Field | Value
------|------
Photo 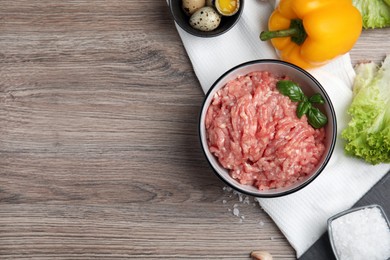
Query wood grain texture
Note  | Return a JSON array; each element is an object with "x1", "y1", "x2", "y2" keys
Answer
[{"x1": 0, "y1": 1, "x2": 389, "y2": 259}]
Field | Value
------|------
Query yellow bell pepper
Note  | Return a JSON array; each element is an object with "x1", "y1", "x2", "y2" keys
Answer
[{"x1": 260, "y1": 0, "x2": 362, "y2": 69}]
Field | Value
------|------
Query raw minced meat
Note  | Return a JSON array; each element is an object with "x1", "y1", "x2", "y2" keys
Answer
[{"x1": 205, "y1": 71, "x2": 326, "y2": 190}]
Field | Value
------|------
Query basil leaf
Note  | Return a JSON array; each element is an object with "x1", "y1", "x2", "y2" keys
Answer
[
  {"x1": 297, "y1": 101, "x2": 311, "y2": 118},
  {"x1": 309, "y1": 93, "x2": 325, "y2": 104},
  {"x1": 276, "y1": 80, "x2": 305, "y2": 102},
  {"x1": 307, "y1": 107, "x2": 328, "y2": 129},
  {"x1": 276, "y1": 80, "x2": 328, "y2": 129}
]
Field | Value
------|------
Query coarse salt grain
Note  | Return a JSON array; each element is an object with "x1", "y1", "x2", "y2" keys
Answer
[
  {"x1": 330, "y1": 206, "x2": 390, "y2": 260},
  {"x1": 259, "y1": 221, "x2": 265, "y2": 227}
]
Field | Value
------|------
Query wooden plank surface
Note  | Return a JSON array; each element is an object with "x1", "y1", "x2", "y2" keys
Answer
[{"x1": 0, "y1": 1, "x2": 389, "y2": 259}]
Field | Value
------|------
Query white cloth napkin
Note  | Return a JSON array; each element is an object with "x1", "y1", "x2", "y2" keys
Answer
[{"x1": 169, "y1": 0, "x2": 390, "y2": 257}]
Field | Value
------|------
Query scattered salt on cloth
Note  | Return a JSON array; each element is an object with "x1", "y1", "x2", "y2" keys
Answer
[{"x1": 167, "y1": 0, "x2": 390, "y2": 257}]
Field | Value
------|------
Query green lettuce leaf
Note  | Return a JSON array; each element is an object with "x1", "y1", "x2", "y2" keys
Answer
[
  {"x1": 352, "y1": 0, "x2": 390, "y2": 29},
  {"x1": 341, "y1": 55, "x2": 390, "y2": 164}
]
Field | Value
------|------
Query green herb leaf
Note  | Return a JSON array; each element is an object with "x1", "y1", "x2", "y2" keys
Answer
[
  {"x1": 297, "y1": 101, "x2": 311, "y2": 118},
  {"x1": 307, "y1": 107, "x2": 328, "y2": 129},
  {"x1": 309, "y1": 93, "x2": 325, "y2": 104},
  {"x1": 276, "y1": 79, "x2": 328, "y2": 129},
  {"x1": 276, "y1": 80, "x2": 305, "y2": 102}
]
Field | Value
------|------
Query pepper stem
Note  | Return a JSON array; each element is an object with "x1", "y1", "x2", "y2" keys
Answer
[{"x1": 260, "y1": 19, "x2": 307, "y2": 45}]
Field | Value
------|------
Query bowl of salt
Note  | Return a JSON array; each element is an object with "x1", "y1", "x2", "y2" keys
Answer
[{"x1": 327, "y1": 204, "x2": 390, "y2": 260}]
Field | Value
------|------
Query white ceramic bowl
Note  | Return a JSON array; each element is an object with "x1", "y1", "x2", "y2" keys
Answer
[{"x1": 199, "y1": 59, "x2": 337, "y2": 197}]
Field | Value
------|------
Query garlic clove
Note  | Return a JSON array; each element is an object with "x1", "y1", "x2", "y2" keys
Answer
[{"x1": 250, "y1": 251, "x2": 273, "y2": 260}]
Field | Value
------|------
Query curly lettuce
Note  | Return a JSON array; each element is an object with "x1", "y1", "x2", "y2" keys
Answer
[
  {"x1": 341, "y1": 55, "x2": 390, "y2": 164},
  {"x1": 352, "y1": 0, "x2": 390, "y2": 28}
]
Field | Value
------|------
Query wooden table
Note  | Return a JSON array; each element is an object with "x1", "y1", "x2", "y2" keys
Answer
[{"x1": 0, "y1": 1, "x2": 389, "y2": 259}]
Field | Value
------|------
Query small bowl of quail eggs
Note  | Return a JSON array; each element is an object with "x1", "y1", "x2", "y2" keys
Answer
[{"x1": 169, "y1": 0, "x2": 244, "y2": 37}]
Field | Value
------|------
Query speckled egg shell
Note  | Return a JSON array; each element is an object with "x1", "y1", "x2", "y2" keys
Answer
[
  {"x1": 189, "y1": 6, "x2": 221, "y2": 32},
  {"x1": 182, "y1": 0, "x2": 206, "y2": 16}
]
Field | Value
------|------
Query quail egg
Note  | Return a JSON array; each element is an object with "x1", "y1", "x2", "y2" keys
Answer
[
  {"x1": 189, "y1": 6, "x2": 221, "y2": 32},
  {"x1": 182, "y1": 0, "x2": 206, "y2": 16},
  {"x1": 215, "y1": 0, "x2": 240, "y2": 16}
]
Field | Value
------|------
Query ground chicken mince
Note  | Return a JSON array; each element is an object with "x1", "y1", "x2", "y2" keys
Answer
[{"x1": 205, "y1": 71, "x2": 326, "y2": 190}]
